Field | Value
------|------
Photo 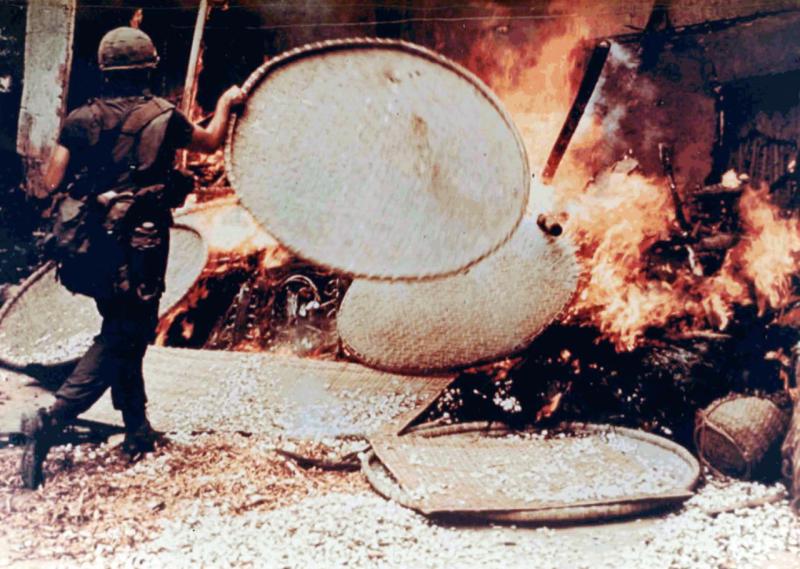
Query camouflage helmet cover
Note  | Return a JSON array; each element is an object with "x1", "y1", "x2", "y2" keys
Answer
[{"x1": 98, "y1": 27, "x2": 159, "y2": 71}]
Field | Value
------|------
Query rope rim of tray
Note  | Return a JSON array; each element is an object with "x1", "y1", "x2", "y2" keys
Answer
[
  {"x1": 362, "y1": 420, "x2": 701, "y2": 523},
  {"x1": 223, "y1": 36, "x2": 530, "y2": 282}
]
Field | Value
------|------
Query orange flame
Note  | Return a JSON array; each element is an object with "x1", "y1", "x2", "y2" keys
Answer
[
  {"x1": 179, "y1": 199, "x2": 283, "y2": 258},
  {"x1": 563, "y1": 176, "x2": 800, "y2": 351},
  {"x1": 734, "y1": 185, "x2": 800, "y2": 313},
  {"x1": 464, "y1": 8, "x2": 593, "y2": 170},
  {"x1": 562, "y1": 169, "x2": 679, "y2": 350},
  {"x1": 465, "y1": 11, "x2": 800, "y2": 352},
  {"x1": 155, "y1": 198, "x2": 291, "y2": 345}
]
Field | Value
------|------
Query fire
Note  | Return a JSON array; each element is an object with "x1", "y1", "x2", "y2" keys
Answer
[
  {"x1": 560, "y1": 173, "x2": 800, "y2": 351},
  {"x1": 180, "y1": 147, "x2": 287, "y2": 261},
  {"x1": 464, "y1": 5, "x2": 593, "y2": 170},
  {"x1": 155, "y1": 275, "x2": 210, "y2": 346},
  {"x1": 560, "y1": 168, "x2": 679, "y2": 350},
  {"x1": 178, "y1": 198, "x2": 283, "y2": 258},
  {"x1": 561, "y1": 173, "x2": 800, "y2": 350},
  {"x1": 155, "y1": 197, "x2": 292, "y2": 346},
  {"x1": 734, "y1": 185, "x2": 800, "y2": 313},
  {"x1": 464, "y1": 12, "x2": 680, "y2": 350},
  {"x1": 155, "y1": 9, "x2": 800, "y2": 357},
  {"x1": 464, "y1": 10, "x2": 800, "y2": 352}
]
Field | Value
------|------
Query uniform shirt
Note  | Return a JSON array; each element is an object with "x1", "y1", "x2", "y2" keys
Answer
[
  {"x1": 58, "y1": 95, "x2": 194, "y2": 190},
  {"x1": 56, "y1": 95, "x2": 195, "y2": 299}
]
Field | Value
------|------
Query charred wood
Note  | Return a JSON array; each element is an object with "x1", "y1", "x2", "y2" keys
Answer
[
  {"x1": 693, "y1": 232, "x2": 738, "y2": 252},
  {"x1": 199, "y1": 259, "x2": 348, "y2": 356},
  {"x1": 427, "y1": 309, "x2": 798, "y2": 450},
  {"x1": 692, "y1": 182, "x2": 744, "y2": 198},
  {"x1": 541, "y1": 40, "x2": 611, "y2": 183}
]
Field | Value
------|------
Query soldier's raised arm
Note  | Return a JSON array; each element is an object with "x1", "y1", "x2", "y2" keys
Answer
[{"x1": 187, "y1": 85, "x2": 245, "y2": 154}]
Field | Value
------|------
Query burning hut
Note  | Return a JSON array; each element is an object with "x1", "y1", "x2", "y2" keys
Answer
[{"x1": 163, "y1": 3, "x2": 800, "y2": 439}]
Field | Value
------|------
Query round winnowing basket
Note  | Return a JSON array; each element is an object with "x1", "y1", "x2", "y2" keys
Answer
[
  {"x1": 0, "y1": 225, "x2": 208, "y2": 367},
  {"x1": 694, "y1": 395, "x2": 789, "y2": 480},
  {"x1": 336, "y1": 219, "x2": 578, "y2": 374},
  {"x1": 225, "y1": 38, "x2": 529, "y2": 281},
  {"x1": 362, "y1": 421, "x2": 700, "y2": 523}
]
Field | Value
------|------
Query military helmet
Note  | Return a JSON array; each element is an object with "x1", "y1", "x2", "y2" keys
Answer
[{"x1": 98, "y1": 27, "x2": 159, "y2": 72}]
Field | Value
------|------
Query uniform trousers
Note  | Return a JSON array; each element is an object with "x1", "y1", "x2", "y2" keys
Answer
[{"x1": 51, "y1": 294, "x2": 159, "y2": 432}]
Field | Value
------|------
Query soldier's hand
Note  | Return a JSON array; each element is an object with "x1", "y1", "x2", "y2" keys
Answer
[
  {"x1": 191, "y1": 86, "x2": 246, "y2": 153},
  {"x1": 222, "y1": 85, "x2": 245, "y2": 110}
]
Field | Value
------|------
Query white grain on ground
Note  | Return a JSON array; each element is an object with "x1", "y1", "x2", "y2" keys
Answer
[
  {"x1": 159, "y1": 357, "x2": 425, "y2": 439},
  {"x1": 110, "y1": 478, "x2": 799, "y2": 569}
]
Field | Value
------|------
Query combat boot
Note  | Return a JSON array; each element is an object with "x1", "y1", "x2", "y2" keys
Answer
[
  {"x1": 19, "y1": 408, "x2": 58, "y2": 489},
  {"x1": 121, "y1": 419, "x2": 164, "y2": 460}
]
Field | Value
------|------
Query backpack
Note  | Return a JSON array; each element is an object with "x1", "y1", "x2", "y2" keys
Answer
[{"x1": 49, "y1": 97, "x2": 180, "y2": 300}]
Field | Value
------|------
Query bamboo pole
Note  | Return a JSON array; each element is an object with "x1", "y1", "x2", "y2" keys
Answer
[
  {"x1": 181, "y1": 0, "x2": 210, "y2": 117},
  {"x1": 180, "y1": 0, "x2": 210, "y2": 168}
]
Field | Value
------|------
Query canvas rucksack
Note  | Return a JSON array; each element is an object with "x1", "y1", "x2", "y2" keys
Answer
[{"x1": 49, "y1": 96, "x2": 178, "y2": 299}]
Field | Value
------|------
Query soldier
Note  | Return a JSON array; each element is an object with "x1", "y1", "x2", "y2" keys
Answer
[{"x1": 19, "y1": 26, "x2": 244, "y2": 489}]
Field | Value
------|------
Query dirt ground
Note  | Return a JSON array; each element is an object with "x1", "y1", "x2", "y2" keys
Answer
[
  {"x1": 0, "y1": 433, "x2": 365, "y2": 566},
  {"x1": 1, "y1": 349, "x2": 799, "y2": 568},
  {"x1": 1, "y1": 434, "x2": 799, "y2": 569}
]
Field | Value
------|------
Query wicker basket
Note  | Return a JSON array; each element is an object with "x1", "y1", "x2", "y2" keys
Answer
[
  {"x1": 695, "y1": 395, "x2": 789, "y2": 480},
  {"x1": 0, "y1": 225, "x2": 207, "y2": 367}
]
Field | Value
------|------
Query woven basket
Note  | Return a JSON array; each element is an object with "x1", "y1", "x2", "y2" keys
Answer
[
  {"x1": 337, "y1": 218, "x2": 578, "y2": 374},
  {"x1": 225, "y1": 38, "x2": 529, "y2": 281},
  {"x1": 0, "y1": 225, "x2": 208, "y2": 367},
  {"x1": 695, "y1": 395, "x2": 789, "y2": 480},
  {"x1": 362, "y1": 421, "x2": 699, "y2": 523}
]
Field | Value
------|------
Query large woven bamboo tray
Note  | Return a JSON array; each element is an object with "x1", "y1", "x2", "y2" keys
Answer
[
  {"x1": 81, "y1": 346, "x2": 454, "y2": 438},
  {"x1": 363, "y1": 422, "x2": 700, "y2": 523},
  {"x1": 225, "y1": 37, "x2": 529, "y2": 281},
  {"x1": 337, "y1": 218, "x2": 578, "y2": 373},
  {"x1": 0, "y1": 225, "x2": 208, "y2": 367}
]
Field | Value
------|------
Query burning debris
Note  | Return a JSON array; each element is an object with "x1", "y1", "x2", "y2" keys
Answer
[
  {"x1": 151, "y1": 148, "x2": 348, "y2": 357},
  {"x1": 414, "y1": 19, "x2": 800, "y2": 474},
  {"x1": 132, "y1": 11, "x2": 800, "y2": 456},
  {"x1": 155, "y1": 239, "x2": 348, "y2": 356}
]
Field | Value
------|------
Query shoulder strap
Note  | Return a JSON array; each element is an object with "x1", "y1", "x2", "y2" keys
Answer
[
  {"x1": 112, "y1": 98, "x2": 175, "y2": 167},
  {"x1": 120, "y1": 98, "x2": 174, "y2": 135},
  {"x1": 84, "y1": 100, "x2": 105, "y2": 145}
]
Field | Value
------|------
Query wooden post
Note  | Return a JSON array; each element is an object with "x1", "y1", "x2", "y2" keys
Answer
[
  {"x1": 16, "y1": 0, "x2": 77, "y2": 195},
  {"x1": 181, "y1": 0, "x2": 210, "y2": 118},
  {"x1": 180, "y1": 0, "x2": 210, "y2": 168}
]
